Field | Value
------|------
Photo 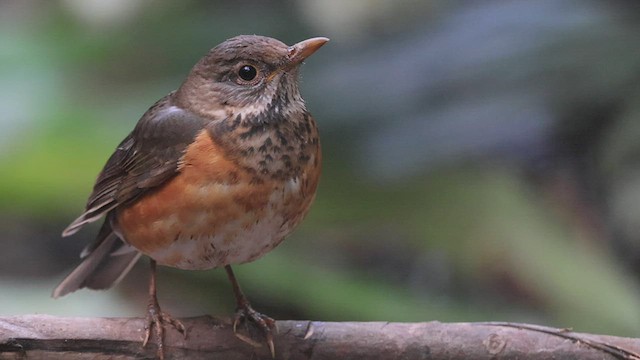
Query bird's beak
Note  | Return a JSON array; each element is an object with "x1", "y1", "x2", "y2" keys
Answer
[{"x1": 287, "y1": 37, "x2": 330, "y2": 65}]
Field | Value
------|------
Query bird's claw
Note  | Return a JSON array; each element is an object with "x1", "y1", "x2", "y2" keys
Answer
[
  {"x1": 143, "y1": 302, "x2": 186, "y2": 360},
  {"x1": 233, "y1": 305, "x2": 277, "y2": 357}
]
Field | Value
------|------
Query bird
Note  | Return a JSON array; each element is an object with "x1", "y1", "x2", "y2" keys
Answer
[{"x1": 52, "y1": 34, "x2": 328, "y2": 359}]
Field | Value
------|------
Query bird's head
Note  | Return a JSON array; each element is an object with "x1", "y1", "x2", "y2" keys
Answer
[{"x1": 177, "y1": 35, "x2": 329, "y2": 122}]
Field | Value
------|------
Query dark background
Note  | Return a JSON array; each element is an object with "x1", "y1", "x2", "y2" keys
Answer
[{"x1": 3, "y1": 0, "x2": 640, "y2": 336}]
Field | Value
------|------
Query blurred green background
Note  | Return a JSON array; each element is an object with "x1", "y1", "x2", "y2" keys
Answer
[{"x1": 3, "y1": 0, "x2": 640, "y2": 337}]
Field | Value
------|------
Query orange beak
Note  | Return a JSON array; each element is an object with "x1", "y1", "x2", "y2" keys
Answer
[{"x1": 287, "y1": 37, "x2": 330, "y2": 65}]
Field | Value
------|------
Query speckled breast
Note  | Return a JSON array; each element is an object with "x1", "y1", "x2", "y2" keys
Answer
[{"x1": 115, "y1": 128, "x2": 320, "y2": 270}]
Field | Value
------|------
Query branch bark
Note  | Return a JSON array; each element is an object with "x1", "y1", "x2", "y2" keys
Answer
[{"x1": 1, "y1": 315, "x2": 640, "y2": 359}]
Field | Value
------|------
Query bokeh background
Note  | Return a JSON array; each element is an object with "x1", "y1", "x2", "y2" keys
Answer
[{"x1": 3, "y1": 0, "x2": 640, "y2": 337}]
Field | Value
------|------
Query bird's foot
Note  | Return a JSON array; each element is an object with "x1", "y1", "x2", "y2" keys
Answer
[
  {"x1": 142, "y1": 300, "x2": 186, "y2": 360},
  {"x1": 233, "y1": 304, "x2": 277, "y2": 357}
]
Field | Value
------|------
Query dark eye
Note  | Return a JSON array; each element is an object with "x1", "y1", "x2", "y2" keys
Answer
[{"x1": 238, "y1": 65, "x2": 257, "y2": 81}]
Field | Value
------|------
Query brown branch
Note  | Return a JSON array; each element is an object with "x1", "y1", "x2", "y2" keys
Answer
[{"x1": 1, "y1": 315, "x2": 640, "y2": 359}]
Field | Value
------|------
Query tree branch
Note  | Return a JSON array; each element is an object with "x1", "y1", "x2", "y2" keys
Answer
[{"x1": 1, "y1": 315, "x2": 640, "y2": 359}]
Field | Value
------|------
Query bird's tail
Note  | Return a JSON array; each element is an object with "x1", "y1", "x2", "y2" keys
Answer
[{"x1": 52, "y1": 223, "x2": 141, "y2": 298}]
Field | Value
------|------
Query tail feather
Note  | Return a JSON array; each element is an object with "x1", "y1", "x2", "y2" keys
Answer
[
  {"x1": 61, "y1": 201, "x2": 118, "y2": 237},
  {"x1": 53, "y1": 231, "x2": 141, "y2": 298}
]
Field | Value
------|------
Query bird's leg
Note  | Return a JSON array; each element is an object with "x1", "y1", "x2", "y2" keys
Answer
[
  {"x1": 225, "y1": 265, "x2": 276, "y2": 357},
  {"x1": 143, "y1": 259, "x2": 186, "y2": 360}
]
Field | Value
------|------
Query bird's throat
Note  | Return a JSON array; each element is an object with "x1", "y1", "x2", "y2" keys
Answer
[{"x1": 208, "y1": 106, "x2": 318, "y2": 182}]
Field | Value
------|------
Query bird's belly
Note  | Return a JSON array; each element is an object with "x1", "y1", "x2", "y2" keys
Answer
[
  {"x1": 148, "y1": 192, "x2": 293, "y2": 269},
  {"x1": 116, "y1": 174, "x2": 314, "y2": 270}
]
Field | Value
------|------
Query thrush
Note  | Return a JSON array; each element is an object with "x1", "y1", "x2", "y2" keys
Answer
[{"x1": 53, "y1": 35, "x2": 328, "y2": 359}]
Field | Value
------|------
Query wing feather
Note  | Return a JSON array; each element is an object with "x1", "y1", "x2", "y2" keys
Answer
[{"x1": 62, "y1": 94, "x2": 210, "y2": 236}]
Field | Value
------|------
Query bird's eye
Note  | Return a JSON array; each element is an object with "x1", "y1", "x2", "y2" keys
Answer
[{"x1": 238, "y1": 65, "x2": 258, "y2": 81}]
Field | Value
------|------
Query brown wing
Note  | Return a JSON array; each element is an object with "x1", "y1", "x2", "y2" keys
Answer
[{"x1": 62, "y1": 94, "x2": 210, "y2": 237}]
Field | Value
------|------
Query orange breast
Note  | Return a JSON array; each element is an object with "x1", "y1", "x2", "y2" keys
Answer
[{"x1": 115, "y1": 129, "x2": 320, "y2": 270}]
